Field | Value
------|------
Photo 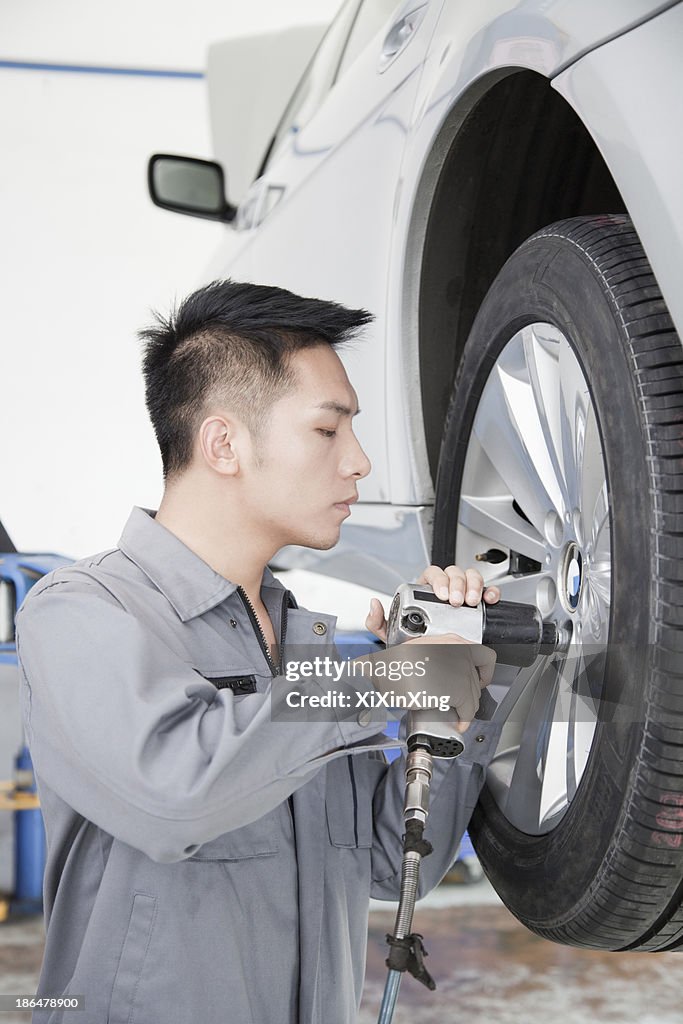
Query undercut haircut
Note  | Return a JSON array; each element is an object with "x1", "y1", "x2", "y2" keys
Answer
[{"x1": 139, "y1": 279, "x2": 373, "y2": 479}]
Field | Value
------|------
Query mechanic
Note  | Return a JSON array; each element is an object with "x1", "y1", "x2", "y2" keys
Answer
[{"x1": 15, "y1": 280, "x2": 501, "y2": 1024}]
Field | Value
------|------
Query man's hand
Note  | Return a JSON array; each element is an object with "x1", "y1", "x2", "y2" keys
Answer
[
  {"x1": 364, "y1": 565, "x2": 501, "y2": 733},
  {"x1": 365, "y1": 564, "x2": 501, "y2": 644}
]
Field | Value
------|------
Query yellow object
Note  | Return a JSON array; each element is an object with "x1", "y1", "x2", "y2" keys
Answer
[
  {"x1": 0, "y1": 781, "x2": 40, "y2": 812},
  {"x1": 0, "y1": 898, "x2": 9, "y2": 922}
]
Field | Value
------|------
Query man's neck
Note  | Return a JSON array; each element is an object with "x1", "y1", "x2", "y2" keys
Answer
[{"x1": 154, "y1": 483, "x2": 273, "y2": 607}]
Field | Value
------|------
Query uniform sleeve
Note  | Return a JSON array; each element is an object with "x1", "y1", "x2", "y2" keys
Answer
[
  {"x1": 363, "y1": 702, "x2": 502, "y2": 900},
  {"x1": 15, "y1": 580, "x2": 393, "y2": 863}
]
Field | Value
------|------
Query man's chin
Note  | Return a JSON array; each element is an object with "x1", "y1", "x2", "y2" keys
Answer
[{"x1": 295, "y1": 529, "x2": 341, "y2": 552}]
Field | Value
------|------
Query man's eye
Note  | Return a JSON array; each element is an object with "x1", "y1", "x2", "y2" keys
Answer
[{"x1": 317, "y1": 429, "x2": 337, "y2": 438}]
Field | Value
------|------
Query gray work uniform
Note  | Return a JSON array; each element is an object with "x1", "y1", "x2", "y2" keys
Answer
[{"x1": 15, "y1": 507, "x2": 500, "y2": 1024}]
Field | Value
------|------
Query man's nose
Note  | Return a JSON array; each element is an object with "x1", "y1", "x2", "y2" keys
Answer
[{"x1": 343, "y1": 435, "x2": 371, "y2": 480}]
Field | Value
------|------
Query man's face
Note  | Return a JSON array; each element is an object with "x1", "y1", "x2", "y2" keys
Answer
[{"x1": 239, "y1": 345, "x2": 371, "y2": 552}]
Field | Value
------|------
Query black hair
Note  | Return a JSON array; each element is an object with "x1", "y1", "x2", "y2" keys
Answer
[{"x1": 139, "y1": 279, "x2": 373, "y2": 479}]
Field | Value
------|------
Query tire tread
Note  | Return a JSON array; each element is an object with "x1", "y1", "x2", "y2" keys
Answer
[{"x1": 442, "y1": 215, "x2": 683, "y2": 951}]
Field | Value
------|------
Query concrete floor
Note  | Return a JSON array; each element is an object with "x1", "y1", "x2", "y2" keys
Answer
[
  {"x1": 0, "y1": 916, "x2": 42, "y2": 1024},
  {"x1": 361, "y1": 888, "x2": 683, "y2": 1024},
  {"x1": 1, "y1": 880, "x2": 682, "y2": 1024}
]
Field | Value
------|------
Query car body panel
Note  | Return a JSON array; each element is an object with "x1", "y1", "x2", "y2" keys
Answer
[
  {"x1": 212, "y1": 0, "x2": 447, "y2": 505},
  {"x1": 552, "y1": 4, "x2": 683, "y2": 341},
  {"x1": 382, "y1": 0, "x2": 682, "y2": 514},
  {"x1": 195, "y1": 0, "x2": 683, "y2": 588},
  {"x1": 276, "y1": 503, "x2": 432, "y2": 592},
  {"x1": 424, "y1": 0, "x2": 680, "y2": 82},
  {"x1": 207, "y1": 25, "x2": 328, "y2": 206}
]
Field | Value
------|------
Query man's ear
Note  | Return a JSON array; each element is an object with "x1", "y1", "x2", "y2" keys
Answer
[{"x1": 198, "y1": 415, "x2": 243, "y2": 476}]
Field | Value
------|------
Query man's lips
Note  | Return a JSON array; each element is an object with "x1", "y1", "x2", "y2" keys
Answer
[{"x1": 333, "y1": 496, "x2": 358, "y2": 512}]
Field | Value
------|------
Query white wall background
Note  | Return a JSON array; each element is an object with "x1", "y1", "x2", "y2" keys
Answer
[
  {"x1": 0, "y1": 0, "x2": 341, "y2": 558},
  {"x1": 0, "y1": 1, "x2": 394, "y2": 895}
]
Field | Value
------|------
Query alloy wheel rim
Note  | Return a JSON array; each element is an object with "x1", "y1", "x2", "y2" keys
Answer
[{"x1": 455, "y1": 322, "x2": 612, "y2": 835}]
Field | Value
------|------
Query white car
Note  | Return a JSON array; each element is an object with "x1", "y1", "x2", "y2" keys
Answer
[{"x1": 148, "y1": 0, "x2": 683, "y2": 953}]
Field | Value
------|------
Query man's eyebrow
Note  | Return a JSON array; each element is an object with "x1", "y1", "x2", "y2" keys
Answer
[{"x1": 315, "y1": 401, "x2": 361, "y2": 416}]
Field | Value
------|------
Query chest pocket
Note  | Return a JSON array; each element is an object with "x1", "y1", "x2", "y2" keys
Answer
[
  {"x1": 187, "y1": 809, "x2": 281, "y2": 861},
  {"x1": 325, "y1": 756, "x2": 376, "y2": 849}
]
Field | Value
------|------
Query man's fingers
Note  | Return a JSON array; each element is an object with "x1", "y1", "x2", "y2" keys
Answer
[
  {"x1": 417, "y1": 564, "x2": 498, "y2": 607},
  {"x1": 444, "y1": 566, "x2": 467, "y2": 605},
  {"x1": 471, "y1": 644, "x2": 497, "y2": 687},
  {"x1": 471, "y1": 668, "x2": 482, "y2": 705},
  {"x1": 454, "y1": 659, "x2": 486, "y2": 731},
  {"x1": 455, "y1": 684, "x2": 478, "y2": 727},
  {"x1": 464, "y1": 567, "x2": 486, "y2": 605},
  {"x1": 365, "y1": 598, "x2": 387, "y2": 643},
  {"x1": 365, "y1": 598, "x2": 384, "y2": 626},
  {"x1": 418, "y1": 565, "x2": 461, "y2": 602}
]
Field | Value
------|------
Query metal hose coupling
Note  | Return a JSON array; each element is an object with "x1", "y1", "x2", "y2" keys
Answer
[
  {"x1": 378, "y1": 744, "x2": 438, "y2": 1023},
  {"x1": 403, "y1": 747, "x2": 433, "y2": 825},
  {"x1": 382, "y1": 818, "x2": 436, "y2": 996}
]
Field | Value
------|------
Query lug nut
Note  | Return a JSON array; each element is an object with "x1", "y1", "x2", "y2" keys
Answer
[{"x1": 475, "y1": 548, "x2": 507, "y2": 564}]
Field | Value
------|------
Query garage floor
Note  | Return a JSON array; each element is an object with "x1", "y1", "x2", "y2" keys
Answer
[
  {"x1": 1, "y1": 881, "x2": 681, "y2": 1024},
  {"x1": 361, "y1": 887, "x2": 683, "y2": 1024}
]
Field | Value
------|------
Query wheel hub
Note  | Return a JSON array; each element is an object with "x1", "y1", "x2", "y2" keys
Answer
[
  {"x1": 455, "y1": 321, "x2": 611, "y2": 834},
  {"x1": 561, "y1": 542, "x2": 583, "y2": 613}
]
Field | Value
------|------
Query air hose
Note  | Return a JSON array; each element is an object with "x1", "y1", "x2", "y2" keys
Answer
[{"x1": 377, "y1": 738, "x2": 438, "y2": 1024}]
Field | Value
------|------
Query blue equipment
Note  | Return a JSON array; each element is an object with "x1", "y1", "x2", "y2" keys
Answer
[
  {"x1": 1, "y1": 552, "x2": 72, "y2": 663},
  {"x1": 0, "y1": 537, "x2": 72, "y2": 920}
]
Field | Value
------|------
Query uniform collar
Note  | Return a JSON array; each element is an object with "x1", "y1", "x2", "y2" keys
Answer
[{"x1": 118, "y1": 506, "x2": 284, "y2": 622}]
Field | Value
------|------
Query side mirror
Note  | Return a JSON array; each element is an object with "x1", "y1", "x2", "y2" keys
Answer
[{"x1": 147, "y1": 154, "x2": 236, "y2": 223}]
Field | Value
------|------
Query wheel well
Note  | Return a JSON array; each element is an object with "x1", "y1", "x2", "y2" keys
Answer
[{"x1": 418, "y1": 69, "x2": 625, "y2": 482}]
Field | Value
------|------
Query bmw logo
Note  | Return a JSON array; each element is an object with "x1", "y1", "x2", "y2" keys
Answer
[{"x1": 563, "y1": 544, "x2": 583, "y2": 611}]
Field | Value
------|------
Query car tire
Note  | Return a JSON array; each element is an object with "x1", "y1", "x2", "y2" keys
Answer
[{"x1": 432, "y1": 215, "x2": 683, "y2": 951}]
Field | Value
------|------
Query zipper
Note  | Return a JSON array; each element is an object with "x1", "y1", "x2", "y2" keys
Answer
[
  {"x1": 236, "y1": 585, "x2": 289, "y2": 678},
  {"x1": 236, "y1": 585, "x2": 295, "y2": 837},
  {"x1": 347, "y1": 758, "x2": 359, "y2": 847},
  {"x1": 281, "y1": 589, "x2": 289, "y2": 655}
]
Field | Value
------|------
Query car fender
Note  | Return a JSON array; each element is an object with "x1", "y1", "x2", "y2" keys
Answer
[
  {"x1": 551, "y1": 3, "x2": 683, "y2": 340},
  {"x1": 384, "y1": 0, "x2": 682, "y2": 506}
]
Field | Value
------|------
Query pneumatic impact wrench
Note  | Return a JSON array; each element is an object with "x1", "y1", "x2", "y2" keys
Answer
[{"x1": 376, "y1": 584, "x2": 569, "y2": 1024}]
